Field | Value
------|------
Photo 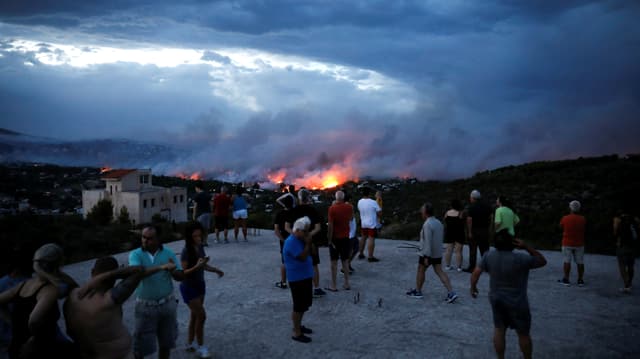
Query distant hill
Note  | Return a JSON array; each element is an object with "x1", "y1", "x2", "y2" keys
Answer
[{"x1": 0, "y1": 128, "x2": 23, "y2": 136}]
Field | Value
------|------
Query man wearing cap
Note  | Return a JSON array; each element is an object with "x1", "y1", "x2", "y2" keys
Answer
[
  {"x1": 464, "y1": 190, "x2": 492, "y2": 272},
  {"x1": 558, "y1": 201, "x2": 587, "y2": 286},
  {"x1": 129, "y1": 226, "x2": 184, "y2": 359}
]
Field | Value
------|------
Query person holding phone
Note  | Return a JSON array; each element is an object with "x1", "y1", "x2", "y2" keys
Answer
[{"x1": 180, "y1": 222, "x2": 224, "y2": 358}]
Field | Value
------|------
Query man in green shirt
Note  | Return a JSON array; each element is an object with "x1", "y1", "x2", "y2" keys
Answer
[{"x1": 494, "y1": 196, "x2": 520, "y2": 236}]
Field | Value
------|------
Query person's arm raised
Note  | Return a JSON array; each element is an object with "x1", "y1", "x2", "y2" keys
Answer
[
  {"x1": 513, "y1": 238, "x2": 547, "y2": 268},
  {"x1": 76, "y1": 265, "x2": 144, "y2": 299},
  {"x1": 296, "y1": 234, "x2": 313, "y2": 261}
]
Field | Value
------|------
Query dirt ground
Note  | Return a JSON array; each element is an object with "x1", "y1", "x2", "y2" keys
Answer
[{"x1": 61, "y1": 230, "x2": 639, "y2": 359}]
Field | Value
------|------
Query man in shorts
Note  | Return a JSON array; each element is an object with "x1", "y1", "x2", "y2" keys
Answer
[
  {"x1": 193, "y1": 182, "x2": 212, "y2": 246},
  {"x1": 357, "y1": 187, "x2": 382, "y2": 262},
  {"x1": 65, "y1": 257, "x2": 175, "y2": 359},
  {"x1": 213, "y1": 186, "x2": 231, "y2": 243},
  {"x1": 128, "y1": 226, "x2": 185, "y2": 359},
  {"x1": 464, "y1": 189, "x2": 492, "y2": 272},
  {"x1": 285, "y1": 189, "x2": 325, "y2": 297},
  {"x1": 470, "y1": 230, "x2": 547, "y2": 359},
  {"x1": 406, "y1": 203, "x2": 458, "y2": 303},
  {"x1": 283, "y1": 216, "x2": 314, "y2": 343},
  {"x1": 327, "y1": 191, "x2": 353, "y2": 291},
  {"x1": 558, "y1": 200, "x2": 587, "y2": 286}
]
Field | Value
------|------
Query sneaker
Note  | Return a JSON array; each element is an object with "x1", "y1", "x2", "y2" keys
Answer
[
  {"x1": 186, "y1": 342, "x2": 197, "y2": 352},
  {"x1": 291, "y1": 334, "x2": 312, "y2": 343},
  {"x1": 349, "y1": 266, "x2": 355, "y2": 272},
  {"x1": 577, "y1": 279, "x2": 585, "y2": 287},
  {"x1": 456, "y1": 267, "x2": 462, "y2": 272},
  {"x1": 446, "y1": 292, "x2": 459, "y2": 303},
  {"x1": 340, "y1": 269, "x2": 354, "y2": 276},
  {"x1": 406, "y1": 289, "x2": 423, "y2": 298},
  {"x1": 313, "y1": 288, "x2": 326, "y2": 297},
  {"x1": 445, "y1": 265, "x2": 453, "y2": 271},
  {"x1": 620, "y1": 287, "x2": 632, "y2": 294},
  {"x1": 557, "y1": 278, "x2": 570, "y2": 286},
  {"x1": 358, "y1": 253, "x2": 365, "y2": 260},
  {"x1": 367, "y1": 257, "x2": 380, "y2": 263},
  {"x1": 214, "y1": 239, "x2": 220, "y2": 244},
  {"x1": 197, "y1": 346, "x2": 212, "y2": 358},
  {"x1": 301, "y1": 326, "x2": 313, "y2": 334}
]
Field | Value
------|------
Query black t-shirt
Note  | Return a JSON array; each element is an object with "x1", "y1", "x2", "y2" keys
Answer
[
  {"x1": 194, "y1": 191, "x2": 212, "y2": 217},
  {"x1": 467, "y1": 201, "x2": 492, "y2": 229},
  {"x1": 274, "y1": 209, "x2": 292, "y2": 240},
  {"x1": 288, "y1": 204, "x2": 321, "y2": 241}
]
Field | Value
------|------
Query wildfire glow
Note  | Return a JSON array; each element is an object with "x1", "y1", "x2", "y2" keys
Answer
[
  {"x1": 267, "y1": 165, "x2": 357, "y2": 190},
  {"x1": 176, "y1": 172, "x2": 202, "y2": 180},
  {"x1": 100, "y1": 167, "x2": 112, "y2": 173}
]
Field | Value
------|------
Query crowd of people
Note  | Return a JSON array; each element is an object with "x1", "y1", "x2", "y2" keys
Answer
[
  {"x1": 0, "y1": 184, "x2": 637, "y2": 358},
  {"x1": 277, "y1": 187, "x2": 638, "y2": 359}
]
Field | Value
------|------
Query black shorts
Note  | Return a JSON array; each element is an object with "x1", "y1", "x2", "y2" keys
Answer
[
  {"x1": 311, "y1": 243, "x2": 320, "y2": 266},
  {"x1": 329, "y1": 238, "x2": 351, "y2": 261},
  {"x1": 289, "y1": 278, "x2": 313, "y2": 313},
  {"x1": 490, "y1": 298, "x2": 531, "y2": 335},
  {"x1": 214, "y1": 216, "x2": 228, "y2": 231},
  {"x1": 418, "y1": 256, "x2": 442, "y2": 266}
]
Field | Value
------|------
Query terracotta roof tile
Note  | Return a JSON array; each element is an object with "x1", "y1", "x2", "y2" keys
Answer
[{"x1": 101, "y1": 169, "x2": 137, "y2": 179}]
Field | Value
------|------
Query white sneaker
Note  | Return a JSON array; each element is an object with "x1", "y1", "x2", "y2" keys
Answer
[
  {"x1": 445, "y1": 265, "x2": 452, "y2": 271},
  {"x1": 198, "y1": 345, "x2": 212, "y2": 358},
  {"x1": 456, "y1": 267, "x2": 462, "y2": 272},
  {"x1": 186, "y1": 342, "x2": 197, "y2": 352}
]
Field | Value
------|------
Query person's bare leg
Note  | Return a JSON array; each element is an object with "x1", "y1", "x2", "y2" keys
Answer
[
  {"x1": 618, "y1": 257, "x2": 628, "y2": 287},
  {"x1": 518, "y1": 333, "x2": 533, "y2": 359},
  {"x1": 215, "y1": 228, "x2": 220, "y2": 241},
  {"x1": 241, "y1": 219, "x2": 248, "y2": 240},
  {"x1": 187, "y1": 307, "x2": 196, "y2": 345},
  {"x1": 234, "y1": 221, "x2": 239, "y2": 240},
  {"x1": 493, "y1": 327, "x2": 506, "y2": 359},
  {"x1": 313, "y1": 264, "x2": 319, "y2": 288},
  {"x1": 416, "y1": 264, "x2": 426, "y2": 292},
  {"x1": 292, "y1": 311, "x2": 303, "y2": 337},
  {"x1": 342, "y1": 259, "x2": 350, "y2": 288},
  {"x1": 563, "y1": 262, "x2": 571, "y2": 280},
  {"x1": 330, "y1": 260, "x2": 338, "y2": 290},
  {"x1": 224, "y1": 228, "x2": 228, "y2": 241},
  {"x1": 454, "y1": 243, "x2": 463, "y2": 269},
  {"x1": 577, "y1": 263, "x2": 584, "y2": 281},
  {"x1": 444, "y1": 243, "x2": 453, "y2": 267},
  {"x1": 280, "y1": 264, "x2": 287, "y2": 283},
  {"x1": 359, "y1": 237, "x2": 366, "y2": 257},
  {"x1": 367, "y1": 236, "x2": 375, "y2": 258},
  {"x1": 433, "y1": 264, "x2": 453, "y2": 292},
  {"x1": 194, "y1": 299, "x2": 206, "y2": 346}
]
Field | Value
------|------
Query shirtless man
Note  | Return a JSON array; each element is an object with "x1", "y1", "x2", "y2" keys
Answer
[{"x1": 64, "y1": 257, "x2": 175, "y2": 359}]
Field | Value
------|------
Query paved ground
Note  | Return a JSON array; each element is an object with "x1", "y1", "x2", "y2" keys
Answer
[{"x1": 61, "y1": 230, "x2": 640, "y2": 359}]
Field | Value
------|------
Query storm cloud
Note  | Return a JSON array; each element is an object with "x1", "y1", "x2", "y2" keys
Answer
[{"x1": 0, "y1": 1, "x2": 639, "y2": 184}]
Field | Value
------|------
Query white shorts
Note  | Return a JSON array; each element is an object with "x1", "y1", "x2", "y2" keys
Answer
[
  {"x1": 562, "y1": 246, "x2": 584, "y2": 264},
  {"x1": 233, "y1": 209, "x2": 248, "y2": 220}
]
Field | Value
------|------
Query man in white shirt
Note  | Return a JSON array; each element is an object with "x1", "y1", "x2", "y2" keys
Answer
[{"x1": 357, "y1": 187, "x2": 382, "y2": 262}]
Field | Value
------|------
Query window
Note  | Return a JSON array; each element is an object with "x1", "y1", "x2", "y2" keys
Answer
[
  {"x1": 143, "y1": 199, "x2": 147, "y2": 208},
  {"x1": 173, "y1": 196, "x2": 177, "y2": 204},
  {"x1": 110, "y1": 185, "x2": 113, "y2": 195},
  {"x1": 179, "y1": 195, "x2": 184, "y2": 203},
  {"x1": 151, "y1": 198, "x2": 155, "y2": 207},
  {"x1": 139, "y1": 175, "x2": 149, "y2": 184}
]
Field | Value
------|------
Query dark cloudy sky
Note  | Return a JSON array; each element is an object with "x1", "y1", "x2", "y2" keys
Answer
[{"x1": 1, "y1": 1, "x2": 639, "y2": 183}]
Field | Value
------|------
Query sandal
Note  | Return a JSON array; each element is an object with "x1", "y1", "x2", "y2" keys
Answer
[{"x1": 275, "y1": 281, "x2": 288, "y2": 289}]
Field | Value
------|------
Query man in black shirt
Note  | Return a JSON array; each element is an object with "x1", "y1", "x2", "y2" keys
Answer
[
  {"x1": 193, "y1": 182, "x2": 212, "y2": 246},
  {"x1": 464, "y1": 190, "x2": 493, "y2": 272},
  {"x1": 274, "y1": 196, "x2": 294, "y2": 289},
  {"x1": 285, "y1": 189, "x2": 326, "y2": 298}
]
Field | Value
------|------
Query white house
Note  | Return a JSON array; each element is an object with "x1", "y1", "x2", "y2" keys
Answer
[{"x1": 82, "y1": 169, "x2": 187, "y2": 225}]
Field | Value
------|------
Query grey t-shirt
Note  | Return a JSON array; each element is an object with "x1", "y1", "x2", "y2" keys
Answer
[
  {"x1": 480, "y1": 250, "x2": 538, "y2": 308},
  {"x1": 419, "y1": 217, "x2": 444, "y2": 258}
]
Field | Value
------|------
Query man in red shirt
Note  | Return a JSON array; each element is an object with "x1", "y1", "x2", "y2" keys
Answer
[
  {"x1": 327, "y1": 191, "x2": 354, "y2": 291},
  {"x1": 558, "y1": 200, "x2": 587, "y2": 286},
  {"x1": 213, "y1": 186, "x2": 232, "y2": 243}
]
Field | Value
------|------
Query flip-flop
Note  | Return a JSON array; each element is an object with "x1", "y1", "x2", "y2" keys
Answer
[{"x1": 324, "y1": 287, "x2": 338, "y2": 292}]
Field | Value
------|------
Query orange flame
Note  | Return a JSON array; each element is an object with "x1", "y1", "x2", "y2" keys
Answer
[
  {"x1": 100, "y1": 166, "x2": 112, "y2": 173},
  {"x1": 267, "y1": 165, "x2": 357, "y2": 190},
  {"x1": 175, "y1": 172, "x2": 202, "y2": 180}
]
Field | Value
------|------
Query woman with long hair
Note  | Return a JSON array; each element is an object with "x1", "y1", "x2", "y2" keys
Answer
[{"x1": 180, "y1": 221, "x2": 224, "y2": 358}]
